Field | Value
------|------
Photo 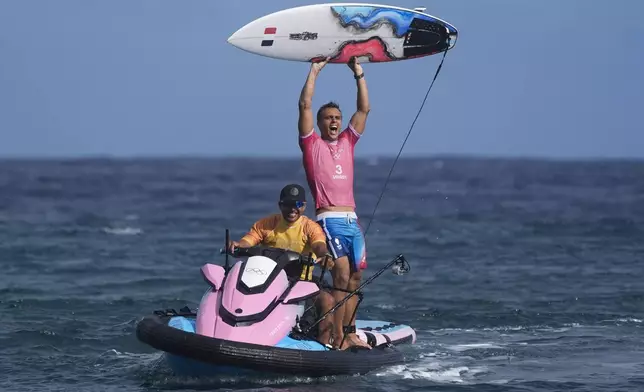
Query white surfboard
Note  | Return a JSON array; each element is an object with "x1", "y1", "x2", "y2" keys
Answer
[{"x1": 227, "y1": 3, "x2": 458, "y2": 64}]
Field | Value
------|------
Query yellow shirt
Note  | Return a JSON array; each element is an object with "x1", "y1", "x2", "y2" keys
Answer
[{"x1": 241, "y1": 214, "x2": 326, "y2": 280}]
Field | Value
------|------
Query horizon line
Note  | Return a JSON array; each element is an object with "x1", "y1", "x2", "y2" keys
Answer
[{"x1": 1, "y1": 152, "x2": 643, "y2": 163}]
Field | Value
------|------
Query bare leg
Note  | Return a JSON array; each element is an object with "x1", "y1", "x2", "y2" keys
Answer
[
  {"x1": 342, "y1": 270, "x2": 371, "y2": 349},
  {"x1": 315, "y1": 290, "x2": 335, "y2": 345},
  {"x1": 330, "y1": 255, "x2": 350, "y2": 349}
]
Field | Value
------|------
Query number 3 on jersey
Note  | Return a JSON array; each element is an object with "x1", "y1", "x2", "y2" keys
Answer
[{"x1": 335, "y1": 164, "x2": 343, "y2": 175}]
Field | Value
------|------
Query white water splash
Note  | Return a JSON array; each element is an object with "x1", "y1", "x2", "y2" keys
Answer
[
  {"x1": 103, "y1": 227, "x2": 143, "y2": 235},
  {"x1": 373, "y1": 303, "x2": 399, "y2": 310},
  {"x1": 446, "y1": 342, "x2": 505, "y2": 352},
  {"x1": 94, "y1": 349, "x2": 163, "y2": 372},
  {"x1": 375, "y1": 353, "x2": 487, "y2": 384},
  {"x1": 428, "y1": 323, "x2": 584, "y2": 334},
  {"x1": 603, "y1": 318, "x2": 642, "y2": 324},
  {"x1": 372, "y1": 338, "x2": 490, "y2": 385}
]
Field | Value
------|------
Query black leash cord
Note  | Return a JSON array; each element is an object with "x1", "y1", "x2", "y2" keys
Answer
[{"x1": 363, "y1": 43, "x2": 451, "y2": 238}]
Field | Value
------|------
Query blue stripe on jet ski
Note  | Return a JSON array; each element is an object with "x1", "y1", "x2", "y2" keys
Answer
[
  {"x1": 275, "y1": 336, "x2": 329, "y2": 351},
  {"x1": 169, "y1": 316, "x2": 195, "y2": 332},
  {"x1": 167, "y1": 316, "x2": 410, "y2": 351}
]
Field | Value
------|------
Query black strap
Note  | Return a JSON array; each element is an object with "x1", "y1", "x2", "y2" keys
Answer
[{"x1": 343, "y1": 325, "x2": 356, "y2": 334}]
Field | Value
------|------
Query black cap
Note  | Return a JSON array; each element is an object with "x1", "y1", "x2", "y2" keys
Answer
[{"x1": 279, "y1": 184, "x2": 306, "y2": 203}]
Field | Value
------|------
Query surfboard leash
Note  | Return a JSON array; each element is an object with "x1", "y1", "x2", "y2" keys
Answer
[{"x1": 362, "y1": 41, "x2": 452, "y2": 238}]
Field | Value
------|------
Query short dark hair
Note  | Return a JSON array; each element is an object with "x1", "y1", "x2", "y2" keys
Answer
[{"x1": 316, "y1": 101, "x2": 341, "y2": 122}]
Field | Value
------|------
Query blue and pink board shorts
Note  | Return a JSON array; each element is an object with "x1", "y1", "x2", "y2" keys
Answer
[{"x1": 316, "y1": 211, "x2": 367, "y2": 271}]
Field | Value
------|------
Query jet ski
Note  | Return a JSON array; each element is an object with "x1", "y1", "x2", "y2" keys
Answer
[{"x1": 136, "y1": 231, "x2": 415, "y2": 377}]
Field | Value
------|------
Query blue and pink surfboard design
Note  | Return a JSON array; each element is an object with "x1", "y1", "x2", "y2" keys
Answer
[
  {"x1": 311, "y1": 5, "x2": 457, "y2": 63},
  {"x1": 332, "y1": 6, "x2": 442, "y2": 36}
]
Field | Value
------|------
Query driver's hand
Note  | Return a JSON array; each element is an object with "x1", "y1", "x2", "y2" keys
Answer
[
  {"x1": 316, "y1": 254, "x2": 334, "y2": 270},
  {"x1": 227, "y1": 240, "x2": 239, "y2": 254}
]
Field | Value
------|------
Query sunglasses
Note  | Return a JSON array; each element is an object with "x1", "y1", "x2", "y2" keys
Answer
[{"x1": 280, "y1": 200, "x2": 304, "y2": 209}]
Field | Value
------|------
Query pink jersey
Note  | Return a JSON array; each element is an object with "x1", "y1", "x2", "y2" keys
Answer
[{"x1": 299, "y1": 124, "x2": 361, "y2": 210}]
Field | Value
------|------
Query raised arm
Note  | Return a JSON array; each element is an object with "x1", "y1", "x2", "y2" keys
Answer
[
  {"x1": 348, "y1": 57, "x2": 370, "y2": 135},
  {"x1": 298, "y1": 58, "x2": 329, "y2": 137}
]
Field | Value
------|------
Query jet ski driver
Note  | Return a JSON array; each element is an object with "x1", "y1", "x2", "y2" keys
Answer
[{"x1": 227, "y1": 184, "x2": 338, "y2": 347}]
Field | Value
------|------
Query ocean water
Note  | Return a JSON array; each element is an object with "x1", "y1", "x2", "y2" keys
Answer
[{"x1": 1, "y1": 156, "x2": 643, "y2": 392}]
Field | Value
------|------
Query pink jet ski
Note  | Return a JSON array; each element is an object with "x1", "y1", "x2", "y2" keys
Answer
[{"x1": 136, "y1": 230, "x2": 415, "y2": 377}]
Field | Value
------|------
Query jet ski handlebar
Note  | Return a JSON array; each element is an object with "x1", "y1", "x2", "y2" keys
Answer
[{"x1": 219, "y1": 245, "x2": 317, "y2": 265}]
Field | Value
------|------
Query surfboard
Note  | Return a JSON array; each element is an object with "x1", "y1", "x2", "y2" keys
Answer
[{"x1": 227, "y1": 3, "x2": 458, "y2": 64}]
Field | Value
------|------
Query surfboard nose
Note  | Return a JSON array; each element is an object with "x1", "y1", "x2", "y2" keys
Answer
[
  {"x1": 227, "y1": 25, "x2": 246, "y2": 47},
  {"x1": 226, "y1": 29, "x2": 254, "y2": 53},
  {"x1": 227, "y1": 31, "x2": 238, "y2": 46}
]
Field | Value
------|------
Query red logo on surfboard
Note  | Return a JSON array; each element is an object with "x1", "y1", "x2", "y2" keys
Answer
[{"x1": 261, "y1": 27, "x2": 277, "y2": 47}]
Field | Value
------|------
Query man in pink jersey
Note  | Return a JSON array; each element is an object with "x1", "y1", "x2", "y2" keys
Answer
[{"x1": 297, "y1": 56, "x2": 371, "y2": 350}]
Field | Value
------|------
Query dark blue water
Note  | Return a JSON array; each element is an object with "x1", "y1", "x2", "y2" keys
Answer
[{"x1": 2, "y1": 157, "x2": 643, "y2": 391}]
